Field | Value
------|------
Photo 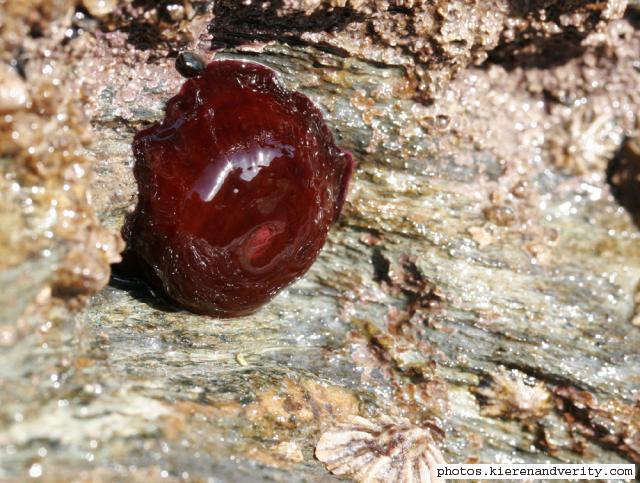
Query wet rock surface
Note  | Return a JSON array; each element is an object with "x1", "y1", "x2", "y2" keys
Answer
[{"x1": 1, "y1": 0, "x2": 640, "y2": 481}]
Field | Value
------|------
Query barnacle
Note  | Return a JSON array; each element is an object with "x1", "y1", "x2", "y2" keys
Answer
[
  {"x1": 315, "y1": 414, "x2": 445, "y2": 483},
  {"x1": 548, "y1": 101, "x2": 623, "y2": 175},
  {"x1": 473, "y1": 367, "x2": 551, "y2": 421}
]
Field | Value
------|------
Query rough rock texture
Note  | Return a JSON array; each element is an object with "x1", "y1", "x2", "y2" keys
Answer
[
  {"x1": 0, "y1": 1, "x2": 123, "y2": 342},
  {"x1": 210, "y1": 0, "x2": 628, "y2": 97},
  {"x1": 1, "y1": 0, "x2": 640, "y2": 481}
]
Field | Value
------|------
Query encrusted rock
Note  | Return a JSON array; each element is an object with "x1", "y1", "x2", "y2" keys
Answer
[{"x1": 210, "y1": 0, "x2": 627, "y2": 98}]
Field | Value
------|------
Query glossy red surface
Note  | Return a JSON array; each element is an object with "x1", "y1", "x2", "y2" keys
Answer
[{"x1": 128, "y1": 60, "x2": 354, "y2": 316}]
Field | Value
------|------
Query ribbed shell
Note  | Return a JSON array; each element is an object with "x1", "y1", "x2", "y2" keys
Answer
[{"x1": 315, "y1": 415, "x2": 445, "y2": 483}]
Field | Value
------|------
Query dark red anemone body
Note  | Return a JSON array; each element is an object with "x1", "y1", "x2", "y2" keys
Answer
[{"x1": 128, "y1": 60, "x2": 354, "y2": 317}]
